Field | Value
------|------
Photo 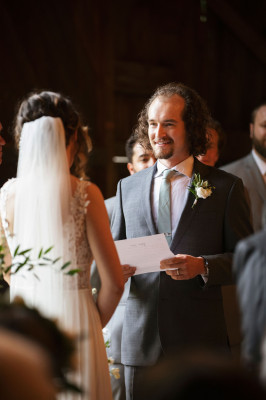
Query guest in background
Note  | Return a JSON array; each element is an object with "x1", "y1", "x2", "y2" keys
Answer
[
  {"x1": 221, "y1": 102, "x2": 266, "y2": 232},
  {"x1": 197, "y1": 118, "x2": 226, "y2": 167},
  {"x1": 105, "y1": 133, "x2": 156, "y2": 223},
  {"x1": 125, "y1": 132, "x2": 156, "y2": 176}
]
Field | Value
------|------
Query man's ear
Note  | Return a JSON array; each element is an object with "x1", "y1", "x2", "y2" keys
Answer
[
  {"x1": 127, "y1": 163, "x2": 135, "y2": 175},
  {"x1": 250, "y1": 123, "x2": 254, "y2": 139}
]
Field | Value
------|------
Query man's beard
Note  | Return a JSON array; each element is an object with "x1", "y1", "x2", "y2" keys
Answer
[
  {"x1": 253, "y1": 136, "x2": 266, "y2": 159},
  {"x1": 151, "y1": 144, "x2": 174, "y2": 160}
]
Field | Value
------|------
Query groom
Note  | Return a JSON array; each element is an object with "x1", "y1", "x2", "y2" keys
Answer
[{"x1": 111, "y1": 82, "x2": 253, "y2": 399}]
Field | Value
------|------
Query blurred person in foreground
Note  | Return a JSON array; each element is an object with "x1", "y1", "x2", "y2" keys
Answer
[
  {"x1": 0, "y1": 297, "x2": 79, "y2": 399},
  {"x1": 137, "y1": 348, "x2": 266, "y2": 400},
  {"x1": 233, "y1": 206, "x2": 266, "y2": 371}
]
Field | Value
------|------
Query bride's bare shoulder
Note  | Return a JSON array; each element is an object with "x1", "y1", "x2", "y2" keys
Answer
[{"x1": 85, "y1": 181, "x2": 104, "y2": 202}]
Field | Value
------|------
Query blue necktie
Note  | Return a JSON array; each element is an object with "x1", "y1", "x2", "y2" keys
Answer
[{"x1": 157, "y1": 169, "x2": 176, "y2": 245}]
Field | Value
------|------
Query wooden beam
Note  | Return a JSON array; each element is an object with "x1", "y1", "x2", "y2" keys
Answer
[{"x1": 208, "y1": 0, "x2": 266, "y2": 65}]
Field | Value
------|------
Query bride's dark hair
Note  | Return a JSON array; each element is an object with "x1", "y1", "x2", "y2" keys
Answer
[{"x1": 14, "y1": 90, "x2": 92, "y2": 180}]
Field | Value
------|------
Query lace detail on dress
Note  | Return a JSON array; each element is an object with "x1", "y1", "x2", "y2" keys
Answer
[{"x1": 70, "y1": 180, "x2": 93, "y2": 289}]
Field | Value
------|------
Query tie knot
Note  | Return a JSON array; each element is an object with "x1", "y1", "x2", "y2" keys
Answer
[{"x1": 162, "y1": 169, "x2": 176, "y2": 181}]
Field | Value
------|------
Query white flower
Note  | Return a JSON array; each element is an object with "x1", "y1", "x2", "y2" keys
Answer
[
  {"x1": 188, "y1": 173, "x2": 215, "y2": 208},
  {"x1": 196, "y1": 186, "x2": 212, "y2": 199},
  {"x1": 108, "y1": 356, "x2": 114, "y2": 365},
  {"x1": 102, "y1": 327, "x2": 109, "y2": 336},
  {"x1": 110, "y1": 368, "x2": 120, "y2": 379}
]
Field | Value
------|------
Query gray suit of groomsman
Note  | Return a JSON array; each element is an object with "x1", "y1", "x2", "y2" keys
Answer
[
  {"x1": 110, "y1": 83, "x2": 253, "y2": 399},
  {"x1": 221, "y1": 102, "x2": 266, "y2": 232},
  {"x1": 221, "y1": 152, "x2": 266, "y2": 232}
]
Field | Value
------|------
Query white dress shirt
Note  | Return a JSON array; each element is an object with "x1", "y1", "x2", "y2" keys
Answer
[{"x1": 252, "y1": 149, "x2": 266, "y2": 179}]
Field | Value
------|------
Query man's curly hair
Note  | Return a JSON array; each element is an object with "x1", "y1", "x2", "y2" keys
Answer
[{"x1": 136, "y1": 82, "x2": 211, "y2": 157}]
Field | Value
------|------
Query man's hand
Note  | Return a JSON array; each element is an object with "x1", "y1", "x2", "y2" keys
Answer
[
  {"x1": 122, "y1": 265, "x2": 136, "y2": 283},
  {"x1": 160, "y1": 254, "x2": 205, "y2": 280}
]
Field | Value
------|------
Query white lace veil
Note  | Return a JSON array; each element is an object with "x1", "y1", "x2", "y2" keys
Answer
[{"x1": 12, "y1": 116, "x2": 80, "y2": 335}]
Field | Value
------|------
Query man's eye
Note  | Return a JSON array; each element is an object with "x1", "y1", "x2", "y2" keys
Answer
[{"x1": 164, "y1": 123, "x2": 174, "y2": 127}]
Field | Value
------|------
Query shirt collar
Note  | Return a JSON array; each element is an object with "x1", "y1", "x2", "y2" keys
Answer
[
  {"x1": 155, "y1": 156, "x2": 194, "y2": 178},
  {"x1": 252, "y1": 149, "x2": 266, "y2": 175}
]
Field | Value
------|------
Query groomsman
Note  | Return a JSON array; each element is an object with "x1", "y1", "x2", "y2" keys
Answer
[
  {"x1": 111, "y1": 82, "x2": 253, "y2": 399},
  {"x1": 221, "y1": 102, "x2": 266, "y2": 232},
  {"x1": 105, "y1": 133, "x2": 156, "y2": 223}
]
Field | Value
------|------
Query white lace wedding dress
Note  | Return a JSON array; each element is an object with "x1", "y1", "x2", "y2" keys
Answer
[{"x1": 0, "y1": 178, "x2": 113, "y2": 400}]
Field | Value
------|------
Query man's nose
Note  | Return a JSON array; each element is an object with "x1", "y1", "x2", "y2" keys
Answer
[{"x1": 155, "y1": 124, "x2": 166, "y2": 138}]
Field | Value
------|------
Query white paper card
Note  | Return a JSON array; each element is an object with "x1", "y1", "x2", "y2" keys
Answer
[{"x1": 115, "y1": 233, "x2": 174, "y2": 275}]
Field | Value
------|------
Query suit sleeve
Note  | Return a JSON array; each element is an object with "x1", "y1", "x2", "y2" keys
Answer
[{"x1": 111, "y1": 179, "x2": 127, "y2": 241}]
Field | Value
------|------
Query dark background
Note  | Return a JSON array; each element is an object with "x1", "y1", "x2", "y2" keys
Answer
[{"x1": 1, "y1": 0, "x2": 266, "y2": 198}]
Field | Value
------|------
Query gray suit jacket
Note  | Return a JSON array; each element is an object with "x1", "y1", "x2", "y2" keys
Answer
[
  {"x1": 111, "y1": 158, "x2": 253, "y2": 366},
  {"x1": 105, "y1": 196, "x2": 116, "y2": 224},
  {"x1": 221, "y1": 152, "x2": 266, "y2": 232}
]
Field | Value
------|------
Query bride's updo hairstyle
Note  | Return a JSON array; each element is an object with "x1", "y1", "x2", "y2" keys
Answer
[{"x1": 14, "y1": 90, "x2": 92, "y2": 179}]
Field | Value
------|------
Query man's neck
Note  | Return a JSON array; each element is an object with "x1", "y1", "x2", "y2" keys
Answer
[{"x1": 159, "y1": 155, "x2": 191, "y2": 169}]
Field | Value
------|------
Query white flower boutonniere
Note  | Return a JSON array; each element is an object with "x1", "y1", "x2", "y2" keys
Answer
[{"x1": 188, "y1": 173, "x2": 215, "y2": 208}]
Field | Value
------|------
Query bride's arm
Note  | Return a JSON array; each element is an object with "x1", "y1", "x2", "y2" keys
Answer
[{"x1": 85, "y1": 183, "x2": 124, "y2": 327}]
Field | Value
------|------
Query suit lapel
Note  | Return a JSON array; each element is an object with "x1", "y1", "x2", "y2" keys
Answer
[
  {"x1": 245, "y1": 153, "x2": 266, "y2": 200},
  {"x1": 143, "y1": 163, "x2": 157, "y2": 235},
  {"x1": 170, "y1": 158, "x2": 210, "y2": 251}
]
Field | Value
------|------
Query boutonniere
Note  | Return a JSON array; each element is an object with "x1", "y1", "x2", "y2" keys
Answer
[{"x1": 188, "y1": 173, "x2": 215, "y2": 208}]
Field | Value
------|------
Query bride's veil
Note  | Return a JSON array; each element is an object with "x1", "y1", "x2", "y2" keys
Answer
[{"x1": 13, "y1": 116, "x2": 80, "y2": 335}]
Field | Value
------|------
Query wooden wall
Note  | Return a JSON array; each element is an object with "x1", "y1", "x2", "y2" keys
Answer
[{"x1": 1, "y1": 0, "x2": 266, "y2": 197}]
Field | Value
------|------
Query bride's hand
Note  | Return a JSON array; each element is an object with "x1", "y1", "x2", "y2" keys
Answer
[{"x1": 122, "y1": 264, "x2": 136, "y2": 283}]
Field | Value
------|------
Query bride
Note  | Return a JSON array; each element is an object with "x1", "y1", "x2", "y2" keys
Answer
[{"x1": 0, "y1": 91, "x2": 124, "y2": 399}]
